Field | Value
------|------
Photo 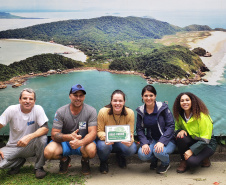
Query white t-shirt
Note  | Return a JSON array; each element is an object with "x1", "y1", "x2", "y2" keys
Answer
[{"x1": 0, "y1": 104, "x2": 48, "y2": 146}]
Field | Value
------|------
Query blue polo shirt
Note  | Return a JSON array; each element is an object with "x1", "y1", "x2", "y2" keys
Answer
[{"x1": 143, "y1": 103, "x2": 161, "y2": 141}]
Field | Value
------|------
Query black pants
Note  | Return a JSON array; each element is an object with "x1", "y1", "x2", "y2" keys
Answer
[{"x1": 176, "y1": 134, "x2": 214, "y2": 167}]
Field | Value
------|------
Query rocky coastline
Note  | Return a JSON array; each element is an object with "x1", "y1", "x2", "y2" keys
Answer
[
  {"x1": 0, "y1": 67, "x2": 96, "y2": 89},
  {"x1": 97, "y1": 68, "x2": 209, "y2": 85},
  {"x1": 0, "y1": 67, "x2": 209, "y2": 90}
]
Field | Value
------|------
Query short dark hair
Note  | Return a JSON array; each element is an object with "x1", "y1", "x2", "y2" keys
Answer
[
  {"x1": 19, "y1": 88, "x2": 36, "y2": 100},
  {"x1": 141, "y1": 85, "x2": 157, "y2": 96}
]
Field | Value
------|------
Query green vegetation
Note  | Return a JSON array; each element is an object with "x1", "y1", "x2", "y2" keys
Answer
[
  {"x1": 0, "y1": 16, "x2": 213, "y2": 80},
  {"x1": 109, "y1": 45, "x2": 204, "y2": 79},
  {"x1": 0, "y1": 165, "x2": 85, "y2": 185},
  {"x1": 0, "y1": 16, "x2": 182, "y2": 62},
  {"x1": 0, "y1": 54, "x2": 84, "y2": 81},
  {"x1": 183, "y1": 24, "x2": 212, "y2": 31},
  {"x1": 0, "y1": 64, "x2": 17, "y2": 81}
]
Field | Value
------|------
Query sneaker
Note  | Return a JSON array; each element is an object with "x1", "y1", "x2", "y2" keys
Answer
[
  {"x1": 156, "y1": 164, "x2": 170, "y2": 174},
  {"x1": 59, "y1": 156, "x2": 71, "y2": 174},
  {"x1": 201, "y1": 158, "x2": 211, "y2": 167},
  {"x1": 150, "y1": 161, "x2": 158, "y2": 170},
  {"x1": 99, "y1": 161, "x2": 109, "y2": 174},
  {"x1": 81, "y1": 158, "x2": 91, "y2": 175},
  {"x1": 116, "y1": 153, "x2": 127, "y2": 168},
  {"x1": 35, "y1": 167, "x2": 47, "y2": 179},
  {"x1": 7, "y1": 158, "x2": 26, "y2": 175}
]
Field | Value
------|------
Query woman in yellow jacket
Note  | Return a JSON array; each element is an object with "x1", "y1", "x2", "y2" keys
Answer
[
  {"x1": 97, "y1": 90, "x2": 137, "y2": 174},
  {"x1": 173, "y1": 92, "x2": 217, "y2": 173}
]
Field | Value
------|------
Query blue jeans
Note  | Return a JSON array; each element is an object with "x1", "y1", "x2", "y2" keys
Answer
[
  {"x1": 138, "y1": 140, "x2": 176, "y2": 166},
  {"x1": 97, "y1": 140, "x2": 137, "y2": 162}
]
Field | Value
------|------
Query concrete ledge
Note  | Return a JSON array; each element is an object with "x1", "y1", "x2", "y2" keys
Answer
[
  {"x1": 25, "y1": 151, "x2": 226, "y2": 167},
  {"x1": 2, "y1": 139, "x2": 226, "y2": 165}
]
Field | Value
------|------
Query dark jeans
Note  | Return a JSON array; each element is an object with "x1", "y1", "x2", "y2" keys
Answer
[{"x1": 176, "y1": 134, "x2": 214, "y2": 167}]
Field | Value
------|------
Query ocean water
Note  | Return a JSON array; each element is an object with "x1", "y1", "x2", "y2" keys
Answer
[{"x1": 0, "y1": 70, "x2": 226, "y2": 136}]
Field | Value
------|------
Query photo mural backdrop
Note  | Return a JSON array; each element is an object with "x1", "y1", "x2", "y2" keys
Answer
[{"x1": 0, "y1": 0, "x2": 226, "y2": 136}]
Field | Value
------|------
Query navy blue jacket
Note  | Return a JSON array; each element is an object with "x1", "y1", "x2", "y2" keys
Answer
[{"x1": 136, "y1": 101, "x2": 175, "y2": 147}]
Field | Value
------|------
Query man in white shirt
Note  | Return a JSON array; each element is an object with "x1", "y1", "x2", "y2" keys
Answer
[{"x1": 0, "y1": 88, "x2": 49, "y2": 179}]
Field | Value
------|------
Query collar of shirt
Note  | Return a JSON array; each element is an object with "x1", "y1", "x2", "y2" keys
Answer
[{"x1": 144, "y1": 103, "x2": 158, "y2": 115}]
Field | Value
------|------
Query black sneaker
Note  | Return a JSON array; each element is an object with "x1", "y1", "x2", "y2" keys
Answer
[
  {"x1": 59, "y1": 156, "x2": 71, "y2": 174},
  {"x1": 156, "y1": 164, "x2": 170, "y2": 174},
  {"x1": 150, "y1": 161, "x2": 158, "y2": 170},
  {"x1": 81, "y1": 158, "x2": 91, "y2": 175},
  {"x1": 35, "y1": 167, "x2": 47, "y2": 179},
  {"x1": 7, "y1": 158, "x2": 26, "y2": 175},
  {"x1": 100, "y1": 161, "x2": 109, "y2": 174},
  {"x1": 116, "y1": 153, "x2": 127, "y2": 168}
]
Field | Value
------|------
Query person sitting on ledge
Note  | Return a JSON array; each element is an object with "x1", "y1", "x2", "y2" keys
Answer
[
  {"x1": 0, "y1": 88, "x2": 49, "y2": 179},
  {"x1": 173, "y1": 92, "x2": 217, "y2": 173},
  {"x1": 136, "y1": 85, "x2": 176, "y2": 174},
  {"x1": 44, "y1": 84, "x2": 97, "y2": 175},
  {"x1": 96, "y1": 90, "x2": 137, "y2": 174}
]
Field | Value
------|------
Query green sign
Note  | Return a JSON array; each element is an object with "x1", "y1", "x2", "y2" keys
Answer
[
  {"x1": 105, "y1": 125, "x2": 131, "y2": 142},
  {"x1": 108, "y1": 131, "x2": 127, "y2": 140}
]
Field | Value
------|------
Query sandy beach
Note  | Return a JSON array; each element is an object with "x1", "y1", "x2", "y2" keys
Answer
[
  {"x1": 187, "y1": 31, "x2": 226, "y2": 85},
  {"x1": 0, "y1": 39, "x2": 87, "y2": 65}
]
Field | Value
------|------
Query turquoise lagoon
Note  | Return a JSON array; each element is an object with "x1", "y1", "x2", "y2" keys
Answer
[{"x1": 0, "y1": 70, "x2": 225, "y2": 136}]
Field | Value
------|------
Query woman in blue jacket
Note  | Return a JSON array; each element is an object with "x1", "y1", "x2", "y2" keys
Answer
[{"x1": 136, "y1": 85, "x2": 176, "y2": 174}]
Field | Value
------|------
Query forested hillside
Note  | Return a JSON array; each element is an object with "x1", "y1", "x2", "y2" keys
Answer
[
  {"x1": 109, "y1": 45, "x2": 205, "y2": 79},
  {"x1": 0, "y1": 16, "x2": 212, "y2": 81},
  {"x1": 0, "y1": 54, "x2": 84, "y2": 81},
  {"x1": 0, "y1": 16, "x2": 182, "y2": 42},
  {"x1": 0, "y1": 16, "x2": 183, "y2": 60}
]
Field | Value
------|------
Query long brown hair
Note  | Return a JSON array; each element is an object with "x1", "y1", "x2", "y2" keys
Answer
[
  {"x1": 173, "y1": 92, "x2": 209, "y2": 122},
  {"x1": 105, "y1": 90, "x2": 127, "y2": 116}
]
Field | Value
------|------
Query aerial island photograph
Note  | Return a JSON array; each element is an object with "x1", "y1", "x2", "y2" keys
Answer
[{"x1": 0, "y1": 0, "x2": 226, "y2": 184}]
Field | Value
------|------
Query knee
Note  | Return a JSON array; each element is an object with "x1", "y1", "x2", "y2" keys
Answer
[
  {"x1": 87, "y1": 143, "x2": 97, "y2": 159},
  {"x1": 153, "y1": 150, "x2": 164, "y2": 158},
  {"x1": 97, "y1": 141, "x2": 111, "y2": 152},
  {"x1": 88, "y1": 150, "x2": 96, "y2": 159},
  {"x1": 176, "y1": 135, "x2": 191, "y2": 145},
  {"x1": 44, "y1": 144, "x2": 55, "y2": 160},
  {"x1": 126, "y1": 143, "x2": 137, "y2": 156},
  {"x1": 186, "y1": 158, "x2": 199, "y2": 167},
  {"x1": 138, "y1": 147, "x2": 151, "y2": 161},
  {"x1": 176, "y1": 137, "x2": 185, "y2": 146},
  {"x1": 44, "y1": 146, "x2": 52, "y2": 160}
]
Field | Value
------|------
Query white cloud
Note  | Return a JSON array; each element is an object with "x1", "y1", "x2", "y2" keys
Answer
[{"x1": 0, "y1": 0, "x2": 226, "y2": 11}]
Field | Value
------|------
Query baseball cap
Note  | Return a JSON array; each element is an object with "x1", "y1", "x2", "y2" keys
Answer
[{"x1": 69, "y1": 84, "x2": 86, "y2": 95}]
